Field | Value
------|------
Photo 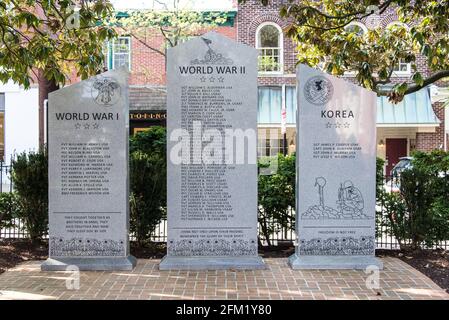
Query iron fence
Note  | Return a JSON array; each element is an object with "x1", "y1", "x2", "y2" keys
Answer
[
  {"x1": 0, "y1": 161, "x2": 13, "y2": 193},
  {"x1": 1, "y1": 170, "x2": 448, "y2": 250}
]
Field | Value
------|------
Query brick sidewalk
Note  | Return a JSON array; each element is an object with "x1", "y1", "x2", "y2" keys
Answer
[{"x1": 0, "y1": 257, "x2": 447, "y2": 300}]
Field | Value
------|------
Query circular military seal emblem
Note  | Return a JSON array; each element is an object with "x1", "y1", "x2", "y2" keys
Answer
[
  {"x1": 91, "y1": 77, "x2": 121, "y2": 106},
  {"x1": 304, "y1": 76, "x2": 333, "y2": 105}
]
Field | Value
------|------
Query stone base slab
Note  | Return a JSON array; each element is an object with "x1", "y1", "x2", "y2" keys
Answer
[
  {"x1": 159, "y1": 255, "x2": 267, "y2": 270},
  {"x1": 41, "y1": 256, "x2": 137, "y2": 271},
  {"x1": 288, "y1": 254, "x2": 383, "y2": 270}
]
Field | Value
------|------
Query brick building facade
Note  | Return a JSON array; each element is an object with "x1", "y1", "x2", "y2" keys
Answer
[
  {"x1": 4, "y1": 1, "x2": 446, "y2": 169},
  {"x1": 233, "y1": 0, "x2": 447, "y2": 174},
  {"x1": 111, "y1": 0, "x2": 446, "y2": 174}
]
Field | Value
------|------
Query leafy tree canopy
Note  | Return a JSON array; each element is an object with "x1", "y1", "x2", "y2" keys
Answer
[
  {"x1": 242, "y1": 0, "x2": 449, "y2": 102},
  {"x1": 108, "y1": 3, "x2": 228, "y2": 56},
  {"x1": 0, "y1": 0, "x2": 116, "y2": 88}
]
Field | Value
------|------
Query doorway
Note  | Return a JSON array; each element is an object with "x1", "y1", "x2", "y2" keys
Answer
[{"x1": 385, "y1": 138, "x2": 408, "y2": 176}]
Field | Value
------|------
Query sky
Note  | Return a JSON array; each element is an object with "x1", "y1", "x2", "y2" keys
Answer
[{"x1": 110, "y1": 0, "x2": 236, "y2": 11}]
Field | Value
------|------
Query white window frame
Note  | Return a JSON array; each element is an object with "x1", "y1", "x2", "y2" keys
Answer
[
  {"x1": 387, "y1": 22, "x2": 412, "y2": 77},
  {"x1": 110, "y1": 36, "x2": 132, "y2": 71},
  {"x1": 256, "y1": 22, "x2": 284, "y2": 75},
  {"x1": 391, "y1": 57, "x2": 411, "y2": 76},
  {"x1": 342, "y1": 22, "x2": 368, "y2": 77}
]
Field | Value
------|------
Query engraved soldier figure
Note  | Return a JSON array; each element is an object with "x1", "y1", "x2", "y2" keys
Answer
[{"x1": 337, "y1": 180, "x2": 364, "y2": 217}]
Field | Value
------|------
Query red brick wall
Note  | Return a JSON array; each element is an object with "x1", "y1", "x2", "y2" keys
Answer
[
  {"x1": 237, "y1": 1, "x2": 433, "y2": 86},
  {"x1": 416, "y1": 102, "x2": 445, "y2": 152},
  {"x1": 67, "y1": 25, "x2": 237, "y2": 86},
  {"x1": 237, "y1": 0, "x2": 296, "y2": 86},
  {"x1": 237, "y1": 0, "x2": 445, "y2": 152},
  {"x1": 128, "y1": 25, "x2": 237, "y2": 86}
]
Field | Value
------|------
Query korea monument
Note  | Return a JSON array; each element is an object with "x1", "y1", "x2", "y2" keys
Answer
[
  {"x1": 160, "y1": 32, "x2": 265, "y2": 270},
  {"x1": 289, "y1": 64, "x2": 383, "y2": 269},
  {"x1": 42, "y1": 68, "x2": 136, "y2": 271}
]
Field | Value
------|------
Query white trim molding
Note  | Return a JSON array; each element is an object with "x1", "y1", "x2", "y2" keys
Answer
[
  {"x1": 386, "y1": 21, "x2": 412, "y2": 77},
  {"x1": 256, "y1": 22, "x2": 284, "y2": 75}
]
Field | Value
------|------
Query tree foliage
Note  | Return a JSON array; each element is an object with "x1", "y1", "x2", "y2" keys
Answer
[
  {"x1": 11, "y1": 149, "x2": 48, "y2": 242},
  {"x1": 378, "y1": 150, "x2": 449, "y2": 249},
  {"x1": 0, "y1": 0, "x2": 116, "y2": 88},
  {"x1": 243, "y1": 0, "x2": 449, "y2": 102},
  {"x1": 129, "y1": 127, "x2": 167, "y2": 245},
  {"x1": 0, "y1": 192, "x2": 19, "y2": 230},
  {"x1": 258, "y1": 153, "x2": 296, "y2": 246},
  {"x1": 108, "y1": 0, "x2": 228, "y2": 57}
]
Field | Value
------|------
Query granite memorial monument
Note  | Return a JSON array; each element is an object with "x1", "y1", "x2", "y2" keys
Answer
[
  {"x1": 289, "y1": 64, "x2": 383, "y2": 269},
  {"x1": 42, "y1": 67, "x2": 136, "y2": 271},
  {"x1": 160, "y1": 32, "x2": 265, "y2": 270}
]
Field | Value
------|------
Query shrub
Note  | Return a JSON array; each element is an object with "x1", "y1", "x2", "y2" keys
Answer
[
  {"x1": 130, "y1": 126, "x2": 166, "y2": 155},
  {"x1": 129, "y1": 128, "x2": 166, "y2": 245},
  {"x1": 379, "y1": 191, "x2": 408, "y2": 248},
  {"x1": 11, "y1": 149, "x2": 48, "y2": 242},
  {"x1": 258, "y1": 153, "x2": 295, "y2": 246},
  {"x1": 398, "y1": 167, "x2": 436, "y2": 249},
  {"x1": 376, "y1": 157, "x2": 385, "y2": 195},
  {"x1": 0, "y1": 192, "x2": 19, "y2": 230},
  {"x1": 378, "y1": 150, "x2": 449, "y2": 249}
]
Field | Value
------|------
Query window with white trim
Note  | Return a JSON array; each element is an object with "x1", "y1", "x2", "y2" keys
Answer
[
  {"x1": 387, "y1": 22, "x2": 411, "y2": 76},
  {"x1": 107, "y1": 36, "x2": 131, "y2": 71},
  {"x1": 256, "y1": 23, "x2": 283, "y2": 73},
  {"x1": 392, "y1": 58, "x2": 411, "y2": 74}
]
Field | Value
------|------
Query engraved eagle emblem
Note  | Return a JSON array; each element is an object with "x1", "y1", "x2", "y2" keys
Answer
[{"x1": 92, "y1": 78, "x2": 120, "y2": 106}]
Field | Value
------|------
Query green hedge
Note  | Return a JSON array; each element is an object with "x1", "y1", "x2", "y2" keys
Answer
[
  {"x1": 3, "y1": 130, "x2": 449, "y2": 249},
  {"x1": 0, "y1": 192, "x2": 19, "y2": 230},
  {"x1": 378, "y1": 150, "x2": 449, "y2": 249},
  {"x1": 129, "y1": 127, "x2": 167, "y2": 245},
  {"x1": 10, "y1": 149, "x2": 48, "y2": 242}
]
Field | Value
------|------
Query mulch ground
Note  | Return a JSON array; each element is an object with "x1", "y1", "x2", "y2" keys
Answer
[
  {"x1": 0, "y1": 239, "x2": 47, "y2": 275},
  {"x1": 1, "y1": 239, "x2": 448, "y2": 294}
]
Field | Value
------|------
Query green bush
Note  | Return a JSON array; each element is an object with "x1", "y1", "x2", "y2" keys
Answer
[
  {"x1": 375, "y1": 157, "x2": 385, "y2": 238},
  {"x1": 378, "y1": 150, "x2": 449, "y2": 249},
  {"x1": 11, "y1": 149, "x2": 48, "y2": 242},
  {"x1": 129, "y1": 127, "x2": 167, "y2": 245},
  {"x1": 398, "y1": 167, "x2": 436, "y2": 248},
  {"x1": 0, "y1": 192, "x2": 20, "y2": 230},
  {"x1": 130, "y1": 126, "x2": 166, "y2": 155},
  {"x1": 258, "y1": 153, "x2": 295, "y2": 246},
  {"x1": 379, "y1": 191, "x2": 408, "y2": 247},
  {"x1": 376, "y1": 157, "x2": 385, "y2": 195}
]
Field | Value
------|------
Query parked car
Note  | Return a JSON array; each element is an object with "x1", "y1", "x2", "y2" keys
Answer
[
  {"x1": 383, "y1": 156, "x2": 447, "y2": 193},
  {"x1": 391, "y1": 157, "x2": 413, "y2": 178},
  {"x1": 384, "y1": 157, "x2": 413, "y2": 193}
]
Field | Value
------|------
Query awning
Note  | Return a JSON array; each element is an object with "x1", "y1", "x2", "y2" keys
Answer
[
  {"x1": 377, "y1": 87, "x2": 440, "y2": 127},
  {"x1": 129, "y1": 86, "x2": 166, "y2": 111}
]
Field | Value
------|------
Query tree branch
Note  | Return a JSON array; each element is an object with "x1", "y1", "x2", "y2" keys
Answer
[
  {"x1": 120, "y1": 27, "x2": 166, "y2": 57},
  {"x1": 376, "y1": 70, "x2": 449, "y2": 96},
  {"x1": 0, "y1": 24, "x2": 38, "y2": 79},
  {"x1": 287, "y1": 0, "x2": 394, "y2": 21},
  {"x1": 373, "y1": 65, "x2": 395, "y2": 86}
]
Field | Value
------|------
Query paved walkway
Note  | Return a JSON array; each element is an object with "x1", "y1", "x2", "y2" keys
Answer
[{"x1": 0, "y1": 257, "x2": 447, "y2": 300}]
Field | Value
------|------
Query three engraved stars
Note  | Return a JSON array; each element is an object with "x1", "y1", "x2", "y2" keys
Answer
[
  {"x1": 74, "y1": 123, "x2": 100, "y2": 130},
  {"x1": 200, "y1": 76, "x2": 225, "y2": 83},
  {"x1": 326, "y1": 122, "x2": 351, "y2": 129}
]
